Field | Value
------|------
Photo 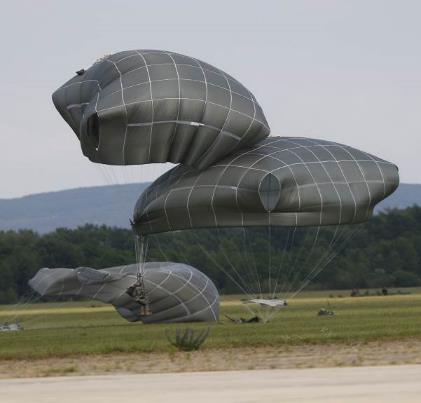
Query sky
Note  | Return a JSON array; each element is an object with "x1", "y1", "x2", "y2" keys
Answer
[{"x1": 0, "y1": 0, "x2": 420, "y2": 198}]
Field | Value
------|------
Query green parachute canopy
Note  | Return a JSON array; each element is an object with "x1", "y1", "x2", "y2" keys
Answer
[
  {"x1": 53, "y1": 50, "x2": 269, "y2": 169},
  {"x1": 29, "y1": 263, "x2": 219, "y2": 323},
  {"x1": 132, "y1": 137, "x2": 399, "y2": 235}
]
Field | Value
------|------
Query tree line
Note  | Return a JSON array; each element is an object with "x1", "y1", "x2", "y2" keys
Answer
[{"x1": 0, "y1": 206, "x2": 420, "y2": 303}]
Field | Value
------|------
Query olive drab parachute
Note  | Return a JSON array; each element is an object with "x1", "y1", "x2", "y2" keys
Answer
[
  {"x1": 132, "y1": 137, "x2": 399, "y2": 236},
  {"x1": 29, "y1": 263, "x2": 219, "y2": 323},
  {"x1": 52, "y1": 50, "x2": 270, "y2": 169}
]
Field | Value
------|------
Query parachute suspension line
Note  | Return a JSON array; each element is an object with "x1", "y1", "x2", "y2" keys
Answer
[
  {"x1": 215, "y1": 229, "x2": 257, "y2": 300},
  {"x1": 151, "y1": 231, "x2": 194, "y2": 271},
  {"x1": 271, "y1": 227, "x2": 293, "y2": 299},
  {"x1": 191, "y1": 233, "x2": 256, "y2": 305},
  {"x1": 149, "y1": 230, "x2": 255, "y2": 315},
  {"x1": 277, "y1": 226, "x2": 303, "y2": 297},
  {"x1": 96, "y1": 164, "x2": 113, "y2": 186},
  {"x1": 11, "y1": 295, "x2": 44, "y2": 328},
  {"x1": 274, "y1": 226, "x2": 310, "y2": 299},
  {"x1": 273, "y1": 224, "x2": 335, "y2": 303},
  {"x1": 242, "y1": 228, "x2": 263, "y2": 299},
  {"x1": 132, "y1": 234, "x2": 152, "y2": 316},
  {"x1": 217, "y1": 227, "x2": 285, "y2": 322},
  {"x1": 12, "y1": 283, "x2": 83, "y2": 329},
  {"x1": 311, "y1": 225, "x2": 361, "y2": 286},
  {"x1": 233, "y1": 229, "x2": 262, "y2": 300},
  {"x1": 149, "y1": 233, "x2": 170, "y2": 262},
  {"x1": 284, "y1": 225, "x2": 338, "y2": 300},
  {"x1": 222, "y1": 226, "x2": 281, "y2": 322},
  {"x1": 96, "y1": 163, "x2": 148, "y2": 189},
  {"x1": 281, "y1": 226, "x2": 322, "y2": 298},
  {"x1": 264, "y1": 225, "x2": 320, "y2": 323},
  {"x1": 134, "y1": 234, "x2": 146, "y2": 280},
  {"x1": 267, "y1": 223, "x2": 272, "y2": 296},
  {"x1": 216, "y1": 228, "x2": 248, "y2": 295},
  {"x1": 265, "y1": 226, "x2": 304, "y2": 322},
  {"x1": 288, "y1": 225, "x2": 360, "y2": 299},
  {"x1": 237, "y1": 228, "x2": 264, "y2": 299},
  {"x1": 5, "y1": 292, "x2": 29, "y2": 317},
  {"x1": 14, "y1": 290, "x2": 41, "y2": 313},
  {"x1": 151, "y1": 231, "x2": 194, "y2": 272},
  {"x1": 103, "y1": 165, "x2": 120, "y2": 185},
  {"x1": 150, "y1": 230, "x2": 260, "y2": 313},
  {"x1": 2, "y1": 290, "x2": 41, "y2": 328},
  {"x1": 193, "y1": 231, "x2": 253, "y2": 299}
]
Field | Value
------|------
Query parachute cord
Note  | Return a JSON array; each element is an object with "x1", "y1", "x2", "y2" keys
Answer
[
  {"x1": 299, "y1": 225, "x2": 361, "y2": 295},
  {"x1": 134, "y1": 235, "x2": 149, "y2": 303},
  {"x1": 11, "y1": 295, "x2": 43, "y2": 328},
  {"x1": 192, "y1": 235, "x2": 256, "y2": 305},
  {"x1": 152, "y1": 231, "x2": 191, "y2": 267},
  {"x1": 219, "y1": 228, "x2": 260, "y2": 299},
  {"x1": 288, "y1": 225, "x2": 361, "y2": 299},
  {"x1": 2, "y1": 290, "x2": 37, "y2": 325},
  {"x1": 282, "y1": 226, "x2": 323, "y2": 298},
  {"x1": 270, "y1": 227, "x2": 293, "y2": 299},
  {"x1": 275, "y1": 226, "x2": 310, "y2": 298},
  {"x1": 165, "y1": 231, "x2": 193, "y2": 267},
  {"x1": 25, "y1": 283, "x2": 89, "y2": 332},
  {"x1": 150, "y1": 233, "x2": 169, "y2": 262},
  {"x1": 105, "y1": 165, "x2": 120, "y2": 185},
  {"x1": 20, "y1": 269, "x2": 80, "y2": 328},
  {"x1": 284, "y1": 225, "x2": 338, "y2": 300},
  {"x1": 241, "y1": 228, "x2": 263, "y2": 299},
  {"x1": 268, "y1": 224, "x2": 272, "y2": 296},
  {"x1": 3, "y1": 295, "x2": 26, "y2": 320},
  {"x1": 151, "y1": 230, "x2": 195, "y2": 269},
  {"x1": 237, "y1": 228, "x2": 263, "y2": 299},
  {"x1": 149, "y1": 230, "x2": 233, "y2": 310},
  {"x1": 216, "y1": 229, "x2": 256, "y2": 299},
  {"x1": 194, "y1": 231, "x2": 254, "y2": 299},
  {"x1": 96, "y1": 165, "x2": 113, "y2": 186},
  {"x1": 277, "y1": 226, "x2": 302, "y2": 297}
]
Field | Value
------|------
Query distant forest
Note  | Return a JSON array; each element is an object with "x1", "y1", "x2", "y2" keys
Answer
[{"x1": 0, "y1": 206, "x2": 420, "y2": 303}]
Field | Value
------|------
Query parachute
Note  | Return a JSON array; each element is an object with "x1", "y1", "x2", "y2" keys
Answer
[
  {"x1": 51, "y1": 49, "x2": 400, "y2": 321},
  {"x1": 52, "y1": 50, "x2": 269, "y2": 169},
  {"x1": 132, "y1": 136, "x2": 399, "y2": 235},
  {"x1": 29, "y1": 263, "x2": 219, "y2": 323}
]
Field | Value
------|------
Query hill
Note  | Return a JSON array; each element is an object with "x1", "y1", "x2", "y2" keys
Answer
[
  {"x1": 0, "y1": 183, "x2": 149, "y2": 233},
  {"x1": 0, "y1": 183, "x2": 419, "y2": 233},
  {"x1": 377, "y1": 183, "x2": 421, "y2": 210}
]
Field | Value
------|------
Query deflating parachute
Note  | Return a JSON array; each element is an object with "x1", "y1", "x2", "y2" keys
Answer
[
  {"x1": 29, "y1": 263, "x2": 219, "y2": 323},
  {"x1": 53, "y1": 50, "x2": 270, "y2": 169},
  {"x1": 132, "y1": 136, "x2": 399, "y2": 235}
]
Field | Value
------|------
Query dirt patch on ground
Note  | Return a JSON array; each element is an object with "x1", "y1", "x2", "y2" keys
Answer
[{"x1": 2, "y1": 339, "x2": 421, "y2": 378}]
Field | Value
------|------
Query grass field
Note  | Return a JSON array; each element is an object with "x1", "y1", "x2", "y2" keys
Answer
[{"x1": 1, "y1": 289, "x2": 421, "y2": 361}]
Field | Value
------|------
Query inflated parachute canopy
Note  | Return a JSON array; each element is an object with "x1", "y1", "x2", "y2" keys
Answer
[
  {"x1": 53, "y1": 50, "x2": 270, "y2": 169},
  {"x1": 29, "y1": 262, "x2": 219, "y2": 323},
  {"x1": 133, "y1": 137, "x2": 399, "y2": 235}
]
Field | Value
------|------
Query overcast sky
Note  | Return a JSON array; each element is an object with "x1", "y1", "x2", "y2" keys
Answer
[{"x1": 0, "y1": 0, "x2": 419, "y2": 198}]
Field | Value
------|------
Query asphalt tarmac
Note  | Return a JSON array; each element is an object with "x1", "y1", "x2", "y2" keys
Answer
[{"x1": 2, "y1": 365, "x2": 421, "y2": 403}]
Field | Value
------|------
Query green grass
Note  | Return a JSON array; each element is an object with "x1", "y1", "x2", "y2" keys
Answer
[{"x1": 1, "y1": 290, "x2": 421, "y2": 360}]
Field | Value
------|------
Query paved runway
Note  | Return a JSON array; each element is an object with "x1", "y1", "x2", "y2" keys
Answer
[{"x1": 2, "y1": 365, "x2": 421, "y2": 403}]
